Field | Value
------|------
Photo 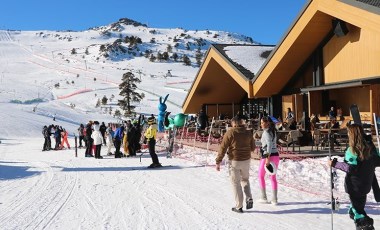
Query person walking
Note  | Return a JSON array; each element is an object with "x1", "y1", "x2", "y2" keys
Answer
[
  {"x1": 329, "y1": 124, "x2": 380, "y2": 229},
  {"x1": 258, "y1": 116, "x2": 280, "y2": 205},
  {"x1": 144, "y1": 116, "x2": 161, "y2": 168},
  {"x1": 215, "y1": 115, "x2": 255, "y2": 213},
  {"x1": 91, "y1": 121, "x2": 103, "y2": 159}
]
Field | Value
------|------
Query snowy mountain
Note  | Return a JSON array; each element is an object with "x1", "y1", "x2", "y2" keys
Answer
[{"x1": 0, "y1": 18, "x2": 254, "y2": 138}]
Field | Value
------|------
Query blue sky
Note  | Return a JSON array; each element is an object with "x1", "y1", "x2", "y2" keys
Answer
[{"x1": 0, "y1": 0, "x2": 306, "y2": 45}]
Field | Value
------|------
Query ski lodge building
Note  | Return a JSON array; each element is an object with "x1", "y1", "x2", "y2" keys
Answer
[{"x1": 182, "y1": 0, "x2": 380, "y2": 123}]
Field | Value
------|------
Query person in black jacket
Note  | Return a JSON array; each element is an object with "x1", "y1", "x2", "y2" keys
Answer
[
  {"x1": 197, "y1": 109, "x2": 209, "y2": 130},
  {"x1": 85, "y1": 121, "x2": 93, "y2": 157},
  {"x1": 99, "y1": 122, "x2": 107, "y2": 145},
  {"x1": 127, "y1": 116, "x2": 142, "y2": 157},
  {"x1": 329, "y1": 124, "x2": 380, "y2": 229},
  {"x1": 42, "y1": 126, "x2": 50, "y2": 151}
]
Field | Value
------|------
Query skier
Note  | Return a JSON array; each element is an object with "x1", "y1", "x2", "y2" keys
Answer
[
  {"x1": 329, "y1": 124, "x2": 380, "y2": 230},
  {"x1": 215, "y1": 115, "x2": 255, "y2": 213},
  {"x1": 60, "y1": 128, "x2": 70, "y2": 149},
  {"x1": 144, "y1": 116, "x2": 161, "y2": 168},
  {"x1": 258, "y1": 116, "x2": 280, "y2": 205},
  {"x1": 91, "y1": 121, "x2": 103, "y2": 159}
]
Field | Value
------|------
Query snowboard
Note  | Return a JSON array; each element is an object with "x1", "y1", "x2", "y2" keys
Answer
[{"x1": 350, "y1": 104, "x2": 380, "y2": 202}]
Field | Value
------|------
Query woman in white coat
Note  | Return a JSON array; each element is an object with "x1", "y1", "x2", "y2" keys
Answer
[{"x1": 91, "y1": 121, "x2": 104, "y2": 159}]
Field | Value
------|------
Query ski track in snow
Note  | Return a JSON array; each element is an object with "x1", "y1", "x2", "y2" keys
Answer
[
  {"x1": 1, "y1": 139, "x2": 380, "y2": 229},
  {"x1": 0, "y1": 160, "x2": 78, "y2": 230}
]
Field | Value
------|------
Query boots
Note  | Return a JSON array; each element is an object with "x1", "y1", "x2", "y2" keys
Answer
[
  {"x1": 271, "y1": 189, "x2": 278, "y2": 205},
  {"x1": 257, "y1": 188, "x2": 268, "y2": 203}
]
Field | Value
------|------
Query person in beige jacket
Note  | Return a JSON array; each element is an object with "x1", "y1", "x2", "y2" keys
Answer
[{"x1": 215, "y1": 115, "x2": 255, "y2": 213}]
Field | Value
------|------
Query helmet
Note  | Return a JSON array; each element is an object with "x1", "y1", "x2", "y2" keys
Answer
[{"x1": 265, "y1": 162, "x2": 277, "y2": 175}]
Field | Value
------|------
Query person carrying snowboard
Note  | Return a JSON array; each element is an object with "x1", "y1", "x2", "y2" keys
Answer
[{"x1": 329, "y1": 124, "x2": 380, "y2": 230}]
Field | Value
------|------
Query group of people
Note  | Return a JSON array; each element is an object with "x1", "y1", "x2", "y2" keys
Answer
[
  {"x1": 42, "y1": 124, "x2": 70, "y2": 151},
  {"x1": 215, "y1": 113, "x2": 378, "y2": 229},
  {"x1": 76, "y1": 114, "x2": 162, "y2": 168}
]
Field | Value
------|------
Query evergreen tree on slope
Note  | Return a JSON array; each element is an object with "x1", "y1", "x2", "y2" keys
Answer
[{"x1": 118, "y1": 72, "x2": 143, "y2": 115}]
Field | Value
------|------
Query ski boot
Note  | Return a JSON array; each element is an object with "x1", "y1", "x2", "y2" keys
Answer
[{"x1": 355, "y1": 216, "x2": 374, "y2": 230}]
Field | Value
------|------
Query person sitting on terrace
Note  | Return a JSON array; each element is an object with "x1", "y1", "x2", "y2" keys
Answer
[
  {"x1": 329, "y1": 107, "x2": 336, "y2": 120},
  {"x1": 285, "y1": 108, "x2": 295, "y2": 123},
  {"x1": 324, "y1": 118, "x2": 340, "y2": 129}
]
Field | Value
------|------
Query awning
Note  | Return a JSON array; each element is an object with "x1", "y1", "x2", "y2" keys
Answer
[{"x1": 300, "y1": 76, "x2": 380, "y2": 92}]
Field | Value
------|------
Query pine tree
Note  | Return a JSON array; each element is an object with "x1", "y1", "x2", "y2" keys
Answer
[
  {"x1": 195, "y1": 47, "x2": 203, "y2": 67},
  {"x1": 167, "y1": 44, "x2": 172, "y2": 53},
  {"x1": 171, "y1": 53, "x2": 178, "y2": 62},
  {"x1": 118, "y1": 72, "x2": 144, "y2": 114},
  {"x1": 162, "y1": 51, "x2": 169, "y2": 61},
  {"x1": 149, "y1": 53, "x2": 156, "y2": 62},
  {"x1": 183, "y1": 55, "x2": 191, "y2": 66},
  {"x1": 157, "y1": 52, "x2": 163, "y2": 61}
]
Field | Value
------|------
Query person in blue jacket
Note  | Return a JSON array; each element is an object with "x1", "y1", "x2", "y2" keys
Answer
[{"x1": 113, "y1": 125, "x2": 124, "y2": 158}]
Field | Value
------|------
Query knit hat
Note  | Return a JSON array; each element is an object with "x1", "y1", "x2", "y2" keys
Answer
[{"x1": 148, "y1": 117, "x2": 156, "y2": 125}]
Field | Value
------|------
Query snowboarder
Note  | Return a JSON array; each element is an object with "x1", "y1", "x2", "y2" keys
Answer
[
  {"x1": 215, "y1": 115, "x2": 255, "y2": 213},
  {"x1": 144, "y1": 116, "x2": 161, "y2": 168},
  {"x1": 329, "y1": 124, "x2": 380, "y2": 230}
]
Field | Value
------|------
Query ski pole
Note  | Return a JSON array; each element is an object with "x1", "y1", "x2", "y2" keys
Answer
[{"x1": 328, "y1": 128, "x2": 334, "y2": 230}]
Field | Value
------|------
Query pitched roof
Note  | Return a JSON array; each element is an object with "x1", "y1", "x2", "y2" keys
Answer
[
  {"x1": 340, "y1": 0, "x2": 380, "y2": 15},
  {"x1": 356, "y1": 0, "x2": 380, "y2": 8},
  {"x1": 212, "y1": 44, "x2": 274, "y2": 80},
  {"x1": 251, "y1": 0, "x2": 380, "y2": 97}
]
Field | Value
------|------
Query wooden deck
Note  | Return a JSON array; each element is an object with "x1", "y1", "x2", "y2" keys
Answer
[{"x1": 178, "y1": 139, "x2": 345, "y2": 160}]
